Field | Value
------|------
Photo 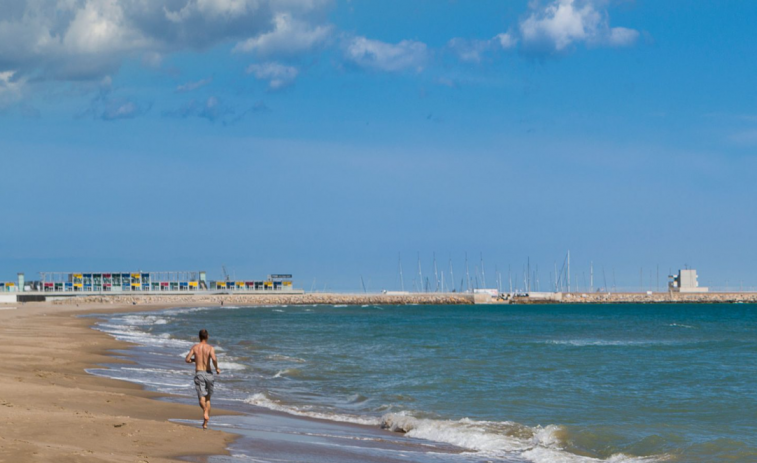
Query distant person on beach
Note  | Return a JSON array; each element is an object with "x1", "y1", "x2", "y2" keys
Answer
[{"x1": 185, "y1": 329, "x2": 220, "y2": 429}]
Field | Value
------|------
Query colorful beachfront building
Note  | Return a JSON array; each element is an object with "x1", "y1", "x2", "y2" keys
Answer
[
  {"x1": 0, "y1": 281, "x2": 17, "y2": 292},
  {"x1": 0, "y1": 273, "x2": 24, "y2": 292},
  {"x1": 35, "y1": 271, "x2": 294, "y2": 293}
]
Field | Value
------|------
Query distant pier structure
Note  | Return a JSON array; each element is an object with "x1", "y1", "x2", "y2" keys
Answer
[{"x1": 669, "y1": 269, "x2": 708, "y2": 293}]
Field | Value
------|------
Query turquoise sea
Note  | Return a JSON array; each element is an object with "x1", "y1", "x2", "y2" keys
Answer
[{"x1": 91, "y1": 304, "x2": 757, "y2": 462}]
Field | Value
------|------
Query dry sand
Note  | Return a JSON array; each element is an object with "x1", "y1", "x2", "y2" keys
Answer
[{"x1": 0, "y1": 301, "x2": 237, "y2": 463}]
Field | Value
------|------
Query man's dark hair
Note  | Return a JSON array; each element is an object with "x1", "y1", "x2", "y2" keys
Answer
[{"x1": 199, "y1": 329, "x2": 209, "y2": 341}]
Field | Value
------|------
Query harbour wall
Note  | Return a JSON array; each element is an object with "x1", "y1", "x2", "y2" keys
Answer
[
  {"x1": 44, "y1": 291, "x2": 757, "y2": 306},
  {"x1": 50, "y1": 293, "x2": 475, "y2": 306},
  {"x1": 512, "y1": 292, "x2": 757, "y2": 304}
]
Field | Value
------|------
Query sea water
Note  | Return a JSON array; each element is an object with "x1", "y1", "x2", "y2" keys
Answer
[{"x1": 90, "y1": 304, "x2": 757, "y2": 462}]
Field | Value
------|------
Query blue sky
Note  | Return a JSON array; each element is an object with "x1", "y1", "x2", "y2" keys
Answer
[{"x1": 1, "y1": 0, "x2": 757, "y2": 291}]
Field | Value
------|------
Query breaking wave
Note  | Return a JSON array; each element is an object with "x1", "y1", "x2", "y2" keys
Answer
[{"x1": 242, "y1": 394, "x2": 664, "y2": 463}]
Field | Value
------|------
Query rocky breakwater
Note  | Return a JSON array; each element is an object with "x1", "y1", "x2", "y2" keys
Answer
[
  {"x1": 51, "y1": 292, "x2": 474, "y2": 306},
  {"x1": 515, "y1": 292, "x2": 757, "y2": 304}
]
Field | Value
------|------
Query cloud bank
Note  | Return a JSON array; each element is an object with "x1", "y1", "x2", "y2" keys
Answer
[
  {"x1": 0, "y1": 0, "x2": 329, "y2": 81},
  {"x1": 0, "y1": 0, "x2": 641, "y2": 112}
]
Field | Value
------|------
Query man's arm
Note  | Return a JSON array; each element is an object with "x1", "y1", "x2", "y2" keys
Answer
[
  {"x1": 185, "y1": 345, "x2": 196, "y2": 364},
  {"x1": 211, "y1": 346, "x2": 220, "y2": 374}
]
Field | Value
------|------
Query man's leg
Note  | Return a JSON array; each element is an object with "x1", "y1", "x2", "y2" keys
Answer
[{"x1": 202, "y1": 395, "x2": 211, "y2": 428}]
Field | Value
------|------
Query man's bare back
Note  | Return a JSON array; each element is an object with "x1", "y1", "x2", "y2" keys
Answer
[{"x1": 186, "y1": 342, "x2": 219, "y2": 373}]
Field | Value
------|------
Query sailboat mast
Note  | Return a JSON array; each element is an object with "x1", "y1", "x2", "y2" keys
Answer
[
  {"x1": 554, "y1": 262, "x2": 558, "y2": 292},
  {"x1": 398, "y1": 253, "x2": 405, "y2": 292},
  {"x1": 465, "y1": 252, "x2": 471, "y2": 292},
  {"x1": 433, "y1": 252, "x2": 439, "y2": 292},
  {"x1": 417, "y1": 252, "x2": 423, "y2": 293},
  {"x1": 449, "y1": 258, "x2": 455, "y2": 293},
  {"x1": 527, "y1": 257, "x2": 530, "y2": 293},
  {"x1": 480, "y1": 253, "x2": 486, "y2": 288},
  {"x1": 567, "y1": 250, "x2": 571, "y2": 293}
]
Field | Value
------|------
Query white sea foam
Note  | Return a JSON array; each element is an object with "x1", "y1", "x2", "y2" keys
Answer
[
  {"x1": 669, "y1": 323, "x2": 694, "y2": 329},
  {"x1": 239, "y1": 396, "x2": 664, "y2": 462},
  {"x1": 521, "y1": 446, "x2": 663, "y2": 463},
  {"x1": 97, "y1": 324, "x2": 193, "y2": 349},
  {"x1": 545, "y1": 340, "x2": 670, "y2": 347},
  {"x1": 121, "y1": 367, "x2": 188, "y2": 375},
  {"x1": 220, "y1": 361, "x2": 248, "y2": 371},
  {"x1": 272, "y1": 309, "x2": 285, "y2": 313},
  {"x1": 216, "y1": 354, "x2": 247, "y2": 371},
  {"x1": 86, "y1": 369, "x2": 189, "y2": 389},
  {"x1": 267, "y1": 354, "x2": 306, "y2": 363},
  {"x1": 118, "y1": 314, "x2": 170, "y2": 325},
  {"x1": 272, "y1": 368, "x2": 302, "y2": 379},
  {"x1": 381, "y1": 412, "x2": 664, "y2": 463},
  {"x1": 243, "y1": 392, "x2": 381, "y2": 426}
]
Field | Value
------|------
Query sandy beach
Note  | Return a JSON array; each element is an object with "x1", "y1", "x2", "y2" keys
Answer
[
  {"x1": 0, "y1": 301, "x2": 237, "y2": 463},
  {"x1": 0, "y1": 300, "x2": 470, "y2": 463}
]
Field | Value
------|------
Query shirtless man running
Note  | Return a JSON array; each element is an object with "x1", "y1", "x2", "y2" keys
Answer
[{"x1": 185, "y1": 329, "x2": 220, "y2": 429}]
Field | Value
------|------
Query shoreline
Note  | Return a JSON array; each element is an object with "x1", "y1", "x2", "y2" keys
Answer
[
  {"x1": 1, "y1": 300, "x2": 471, "y2": 463},
  {"x1": 4, "y1": 299, "x2": 751, "y2": 462},
  {"x1": 0, "y1": 301, "x2": 238, "y2": 463},
  {"x1": 88, "y1": 303, "x2": 474, "y2": 463}
]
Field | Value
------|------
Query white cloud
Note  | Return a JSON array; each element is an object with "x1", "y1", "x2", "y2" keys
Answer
[
  {"x1": 176, "y1": 77, "x2": 213, "y2": 92},
  {"x1": 246, "y1": 62, "x2": 299, "y2": 89},
  {"x1": 0, "y1": 0, "x2": 330, "y2": 82},
  {"x1": 164, "y1": 0, "x2": 260, "y2": 22},
  {"x1": 344, "y1": 36, "x2": 428, "y2": 72},
  {"x1": 102, "y1": 101, "x2": 140, "y2": 120},
  {"x1": 447, "y1": 32, "x2": 517, "y2": 63},
  {"x1": 0, "y1": 71, "x2": 22, "y2": 94},
  {"x1": 447, "y1": 38, "x2": 491, "y2": 64},
  {"x1": 607, "y1": 26, "x2": 640, "y2": 47},
  {"x1": 495, "y1": 33, "x2": 518, "y2": 50},
  {"x1": 519, "y1": 0, "x2": 639, "y2": 54},
  {"x1": 0, "y1": 70, "x2": 24, "y2": 107},
  {"x1": 234, "y1": 13, "x2": 332, "y2": 56}
]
